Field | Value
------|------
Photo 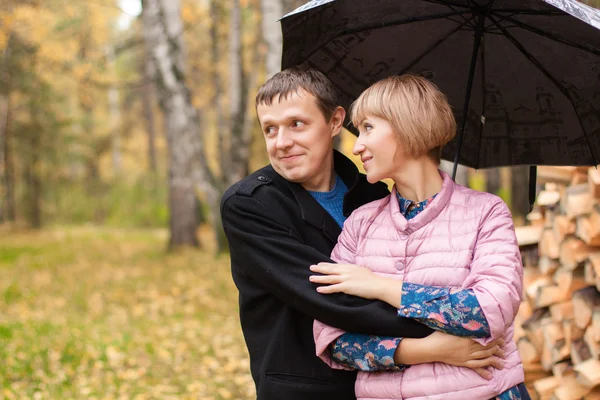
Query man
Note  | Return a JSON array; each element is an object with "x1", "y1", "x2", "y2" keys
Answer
[{"x1": 220, "y1": 68, "x2": 434, "y2": 400}]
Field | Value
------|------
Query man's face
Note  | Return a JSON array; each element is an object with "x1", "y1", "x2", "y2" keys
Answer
[{"x1": 256, "y1": 90, "x2": 343, "y2": 191}]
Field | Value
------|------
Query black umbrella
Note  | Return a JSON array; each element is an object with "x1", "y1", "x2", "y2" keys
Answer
[{"x1": 281, "y1": 0, "x2": 600, "y2": 205}]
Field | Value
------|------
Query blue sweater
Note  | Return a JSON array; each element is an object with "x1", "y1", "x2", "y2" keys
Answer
[{"x1": 308, "y1": 175, "x2": 348, "y2": 228}]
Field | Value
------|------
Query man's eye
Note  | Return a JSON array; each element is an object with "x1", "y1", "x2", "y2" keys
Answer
[
  {"x1": 292, "y1": 120, "x2": 305, "y2": 128},
  {"x1": 265, "y1": 127, "x2": 277, "y2": 135}
]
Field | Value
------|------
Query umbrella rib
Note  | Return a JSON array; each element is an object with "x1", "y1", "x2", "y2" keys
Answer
[
  {"x1": 338, "y1": 11, "x2": 472, "y2": 37},
  {"x1": 422, "y1": 0, "x2": 471, "y2": 9},
  {"x1": 492, "y1": 13, "x2": 600, "y2": 56},
  {"x1": 398, "y1": 16, "x2": 476, "y2": 75},
  {"x1": 492, "y1": 10, "x2": 565, "y2": 15},
  {"x1": 444, "y1": 4, "x2": 476, "y2": 27},
  {"x1": 477, "y1": 31, "x2": 487, "y2": 171},
  {"x1": 488, "y1": 15, "x2": 599, "y2": 165}
]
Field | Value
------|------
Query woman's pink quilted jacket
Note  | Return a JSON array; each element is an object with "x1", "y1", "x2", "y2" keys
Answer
[{"x1": 313, "y1": 171, "x2": 524, "y2": 400}]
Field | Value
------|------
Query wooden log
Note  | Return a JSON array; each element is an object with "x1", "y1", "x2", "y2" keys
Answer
[
  {"x1": 574, "y1": 358, "x2": 600, "y2": 388},
  {"x1": 550, "y1": 301, "x2": 574, "y2": 323},
  {"x1": 526, "y1": 276, "x2": 556, "y2": 308},
  {"x1": 543, "y1": 323, "x2": 569, "y2": 366},
  {"x1": 559, "y1": 237, "x2": 590, "y2": 271},
  {"x1": 571, "y1": 170, "x2": 589, "y2": 186},
  {"x1": 585, "y1": 254, "x2": 600, "y2": 287},
  {"x1": 589, "y1": 167, "x2": 600, "y2": 199},
  {"x1": 554, "y1": 267, "x2": 588, "y2": 296},
  {"x1": 572, "y1": 286, "x2": 600, "y2": 329},
  {"x1": 524, "y1": 308, "x2": 553, "y2": 356},
  {"x1": 540, "y1": 229, "x2": 561, "y2": 260},
  {"x1": 583, "y1": 387, "x2": 600, "y2": 400},
  {"x1": 528, "y1": 208, "x2": 546, "y2": 226},
  {"x1": 571, "y1": 338, "x2": 593, "y2": 365},
  {"x1": 551, "y1": 375, "x2": 592, "y2": 399},
  {"x1": 578, "y1": 209, "x2": 600, "y2": 246},
  {"x1": 552, "y1": 361, "x2": 575, "y2": 382},
  {"x1": 563, "y1": 183, "x2": 593, "y2": 219},
  {"x1": 554, "y1": 215, "x2": 576, "y2": 247},
  {"x1": 518, "y1": 336, "x2": 541, "y2": 364},
  {"x1": 534, "y1": 375, "x2": 559, "y2": 400},
  {"x1": 584, "y1": 322, "x2": 600, "y2": 360},
  {"x1": 540, "y1": 256, "x2": 561, "y2": 276},
  {"x1": 536, "y1": 285, "x2": 569, "y2": 308},
  {"x1": 563, "y1": 319, "x2": 586, "y2": 342},
  {"x1": 538, "y1": 166, "x2": 577, "y2": 185},
  {"x1": 545, "y1": 207, "x2": 557, "y2": 229},
  {"x1": 538, "y1": 189, "x2": 562, "y2": 207},
  {"x1": 516, "y1": 224, "x2": 543, "y2": 247}
]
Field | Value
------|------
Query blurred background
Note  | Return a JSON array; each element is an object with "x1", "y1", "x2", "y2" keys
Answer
[{"x1": 0, "y1": 0, "x2": 599, "y2": 399}]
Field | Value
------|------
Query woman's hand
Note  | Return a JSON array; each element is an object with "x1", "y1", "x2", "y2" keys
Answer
[
  {"x1": 396, "y1": 331, "x2": 505, "y2": 380},
  {"x1": 309, "y1": 263, "x2": 401, "y2": 305}
]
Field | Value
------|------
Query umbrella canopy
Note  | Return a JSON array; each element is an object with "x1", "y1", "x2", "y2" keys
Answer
[{"x1": 281, "y1": 0, "x2": 600, "y2": 171}]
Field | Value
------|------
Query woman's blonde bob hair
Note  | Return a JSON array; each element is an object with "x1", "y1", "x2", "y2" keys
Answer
[{"x1": 350, "y1": 74, "x2": 456, "y2": 164}]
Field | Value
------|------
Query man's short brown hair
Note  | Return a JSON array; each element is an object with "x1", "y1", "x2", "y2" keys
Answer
[
  {"x1": 256, "y1": 67, "x2": 339, "y2": 122},
  {"x1": 350, "y1": 74, "x2": 456, "y2": 164}
]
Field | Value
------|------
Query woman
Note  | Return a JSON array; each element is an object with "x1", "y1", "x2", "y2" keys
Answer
[{"x1": 309, "y1": 75, "x2": 528, "y2": 400}]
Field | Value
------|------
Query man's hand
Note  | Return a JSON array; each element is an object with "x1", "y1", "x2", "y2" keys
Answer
[
  {"x1": 395, "y1": 331, "x2": 505, "y2": 380},
  {"x1": 309, "y1": 263, "x2": 402, "y2": 306}
]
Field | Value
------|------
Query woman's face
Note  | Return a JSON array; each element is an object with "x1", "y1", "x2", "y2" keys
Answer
[{"x1": 352, "y1": 115, "x2": 405, "y2": 184}]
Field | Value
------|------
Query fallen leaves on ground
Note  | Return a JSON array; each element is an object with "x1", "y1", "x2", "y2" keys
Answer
[{"x1": 0, "y1": 226, "x2": 255, "y2": 399}]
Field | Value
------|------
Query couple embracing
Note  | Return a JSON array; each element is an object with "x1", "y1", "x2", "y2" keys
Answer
[{"x1": 221, "y1": 67, "x2": 530, "y2": 400}]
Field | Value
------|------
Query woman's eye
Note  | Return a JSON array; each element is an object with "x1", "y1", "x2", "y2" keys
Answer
[{"x1": 364, "y1": 123, "x2": 373, "y2": 131}]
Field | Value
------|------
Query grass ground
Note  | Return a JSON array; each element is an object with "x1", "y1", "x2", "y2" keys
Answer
[{"x1": 0, "y1": 225, "x2": 255, "y2": 400}]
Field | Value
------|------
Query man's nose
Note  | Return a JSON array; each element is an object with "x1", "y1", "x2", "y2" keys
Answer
[{"x1": 276, "y1": 129, "x2": 294, "y2": 150}]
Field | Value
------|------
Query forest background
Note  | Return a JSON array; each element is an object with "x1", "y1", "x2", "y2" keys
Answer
[{"x1": 0, "y1": 0, "x2": 599, "y2": 399}]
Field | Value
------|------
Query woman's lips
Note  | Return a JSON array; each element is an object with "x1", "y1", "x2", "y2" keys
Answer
[{"x1": 362, "y1": 157, "x2": 372, "y2": 170}]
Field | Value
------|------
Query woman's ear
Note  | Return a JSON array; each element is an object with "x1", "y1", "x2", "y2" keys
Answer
[{"x1": 330, "y1": 106, "x2": 346, "y2": 138}]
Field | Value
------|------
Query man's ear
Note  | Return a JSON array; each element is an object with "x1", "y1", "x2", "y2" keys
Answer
[{"x1": 330, "y1": 106, "x2": 346, "y2": 138}]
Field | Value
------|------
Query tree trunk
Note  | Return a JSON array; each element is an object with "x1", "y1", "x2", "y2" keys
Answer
[
  {"x1": 511, "y1": 165, "x2": 530, "y2": 220},
  {"x1": 261, "y1": 0, "x2": 283, "y2": 79},
  {"x1": 143, "y1": 0, "x2": 221, "y2": 249},
  {"x1": 141, "y1": 5, "x2": 157, "y2": 173},
  {"x1": 107, "y1": 45, "x2": 122, "y2": 176},
  {"x1": 227, "y1": 0, "x2": 250, "y2": 187},
  {"x1": 486, "y1": 168, "x2": 502, "y2": 195},
  {"x1": 210, "y1": 0, "x2": 228, "y2": 178},
  {"x1": 1, "y1": 41, "x2": 15, "y2": 222},
  {"x1": 0, "y1": 91, "x2": 6, "y2": 222},
  {"x1": 24, "y1": 129, "x2": 41, "y2": 228}
]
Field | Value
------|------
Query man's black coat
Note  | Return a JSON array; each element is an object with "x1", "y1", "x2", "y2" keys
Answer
[{"x1": 221, "y1": 151, "x2": 433, "y2": 400}]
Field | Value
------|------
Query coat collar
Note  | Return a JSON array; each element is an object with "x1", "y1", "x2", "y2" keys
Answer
[
  {"x1": 286, "y1": 150, "x2": 358, "y2": 243},
  {"x1": 390, "y1": 170, "x2": 455, "y2": 233}
]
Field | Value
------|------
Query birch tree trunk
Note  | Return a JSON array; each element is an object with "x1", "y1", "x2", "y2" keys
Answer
[
  {"x1": 0, "y1": 39, "x2": 15, "y2": 222},
  {"x1": 141, "y1": 6, "x2": 157, "y2": 173},
  {"x1": 261, "y1": 0, "x2": 283, "y2": 79},
  {"x1": 107, "y1": 45, "x2": 122, "y2": 176},
  {"x1": 143, "y1": 0, "x2": 221, "y2": 249},
  {"x1": 210, "y1": 0, "x2": 228, "y2": 178},
  {"x1": 226, "y1": 0, "x2": 250, "y2": 188}
]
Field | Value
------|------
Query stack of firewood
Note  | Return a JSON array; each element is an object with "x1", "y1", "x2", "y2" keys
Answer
[{"x1": 514, "y1": 166, "x2": 600, "y2": 400}]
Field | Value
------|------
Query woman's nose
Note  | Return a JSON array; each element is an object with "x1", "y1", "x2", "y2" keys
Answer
[{"x1": 353, "y1": 138, "x2": 366, "y2": 155}]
